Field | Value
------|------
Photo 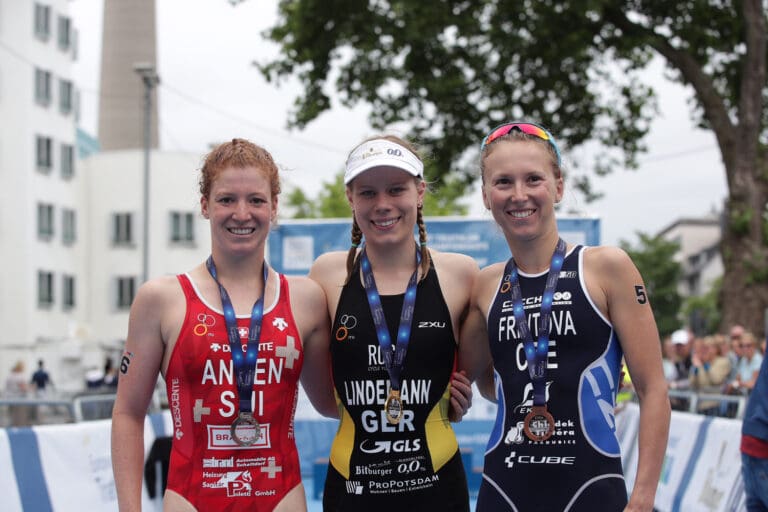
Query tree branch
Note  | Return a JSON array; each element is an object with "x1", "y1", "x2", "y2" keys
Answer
[
  {"x1": 737, "y1": 0, "x2": 766, "y2": 147},
  {"x1": 603, "y1": 7, "x2": 737, "y2": 165}
]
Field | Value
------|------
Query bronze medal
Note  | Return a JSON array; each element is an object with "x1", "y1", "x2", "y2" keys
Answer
[
  {"x1": 385, "y1": 389, "x2": 404, "y2": 425},
  {"x1": 523, "y1": 405, "x2": 555, "y2": 442},
  {"x1": 231, "y1": 412, "x2": 261, "y2": 446}
]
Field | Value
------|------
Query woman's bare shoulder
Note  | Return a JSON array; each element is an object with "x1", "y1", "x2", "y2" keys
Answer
[{"x1": 430, "y1": 249, "x2": 479, "y2": 282}]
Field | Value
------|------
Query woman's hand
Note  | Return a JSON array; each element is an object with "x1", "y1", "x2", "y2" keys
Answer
[{"x1": 448, "y1": 370, "x2": 472, "y2": 422}]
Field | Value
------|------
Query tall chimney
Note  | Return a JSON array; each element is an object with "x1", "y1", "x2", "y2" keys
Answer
[{"x1": 98, "y1": 0, "x2": 158, "y2": 150}]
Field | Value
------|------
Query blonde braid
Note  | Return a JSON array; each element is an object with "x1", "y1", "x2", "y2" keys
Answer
[
  {"x1": 345, "y1": 217, "x2": 364, "y2": 284},
  {"x1": 416, "y1": 206, "x2": 430, "y2": 281}
]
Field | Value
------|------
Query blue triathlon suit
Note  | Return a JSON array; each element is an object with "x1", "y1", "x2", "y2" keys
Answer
[{"x1": 477, "y1": 245, "x2": 628, "y2": 512}]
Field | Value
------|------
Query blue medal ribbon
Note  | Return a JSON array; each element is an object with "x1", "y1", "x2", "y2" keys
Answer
[
  {"x1": 206, "y1": 256, "x2": 268, "y2": 414},
  {"x1": 503, "y1": 238, "x2": 566, "y2": 406},
  {"x1": 360, "y1": 245, "x2": 421, "y2": 392}
]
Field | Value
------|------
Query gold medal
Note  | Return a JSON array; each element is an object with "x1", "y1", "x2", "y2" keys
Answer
[
  {"x1": 230, "y1": 412, "x2": 261, "y2": 446},
  {"x1": 384, "y1": 389, "x2": 404, "y2": 425},
  {"x1": 523, "y1": 405, "x2": 555, "y2": 442}
]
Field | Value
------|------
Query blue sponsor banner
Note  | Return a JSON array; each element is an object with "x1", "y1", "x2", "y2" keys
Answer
[{"x1": 268, "y1": 216, "x2": 600, "y2": 274}]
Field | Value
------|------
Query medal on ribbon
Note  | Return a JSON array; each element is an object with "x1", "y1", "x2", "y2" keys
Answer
[
  {"x1": 384, "y1": 389, "x2": 403, "y2": 425},
  {"x1": 231, "y1": 412, "x2": 261, "y2": 446},
  {"x1": 361, "y1": 246, "x2": 421, "y2": 426},
  {"x1": 207, "y1": 256, "x2": 268, "y2": 447},
  {"x1": 523, "y1": 405, "x2": 555, "y2": 442},
  {"x1": 503, "y1": 238, "x2": 566, "y2": 442}
]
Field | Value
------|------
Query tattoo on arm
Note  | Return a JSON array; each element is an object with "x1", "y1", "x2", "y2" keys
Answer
[
  {"x1": 119, "y1": 351, "x2": 134, "y2": 375},
  {"x1": 634, "y1": 285, "x2": 647, "y2": 305}
]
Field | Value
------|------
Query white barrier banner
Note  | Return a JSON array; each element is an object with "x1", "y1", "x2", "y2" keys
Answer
[
  {"x1": 615, "y1": 402, "x2": 641, "y2": 490},
  {"x1": 33, "y1": 417, "x2": 163, "y2": 511},
  {"x1": 35, "y1": 419, "x2": 118, "y2": 510},
  {"x1": 0, "y1": 430, "x2": 24, "y2": 511},
  {"x1": 654, "y1": 411, "x2": 706, "y2": 511},
  {"x1": 677, "y1": 416, "x2": 744, "y2": 512}
]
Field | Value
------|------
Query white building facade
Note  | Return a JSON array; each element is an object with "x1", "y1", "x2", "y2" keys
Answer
[
  {"x1": 0, "y1": 2, "x2": 222, "y2": 391},
  {"x1": 80, "y1": 150, "x2": 210, "y2": 347},
  {"x1": 0, "y1": 0, "x2": 91, "y2": 388},
  {"x1": 657, "y1": 215, "x2": 724, "y2": 298}
]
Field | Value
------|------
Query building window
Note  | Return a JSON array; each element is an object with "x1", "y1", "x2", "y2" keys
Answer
[
  {"x1": 71, "y1": 28, "x2": 79, "y2": 61},
  {"x1": 170, "y1": 211, "x2": 195, "y2": 243},
  {"x1": 59, "y1": 80, "x2": 73, "y2": 114},
  {"x1": 37, "y1": 203, "x2": 54, "y2": 239},
  {"x1": 36, "y1": 135, "x2": 53, "y2": 170},
  {"x1": 62, "y1": 208, "x2": 76, "y2": 244},
  {"x1": 35, "y1": 68, "x2": 52, "y2": 106},
  {"x1": 38, "y1": 271, "x2": 54, "y2": 307},
  {"x1": 116, "y1": 277, "x2": 136, "y2": 309},
  {"x1": 34, "y1": 3, "x2": 50, "y2": 40},
  {"x1": 62, "y1": 275, "x2": 75, "y2": 309},
  {"x1": 61, "y1": 143, "x2": 74, "y2": 178},
  {"x1": 113, "y1": 213, "x2": 133, "y2": 245},
  {"x1": 57, "y1": 16, "x2": 71, "y2": 51}
]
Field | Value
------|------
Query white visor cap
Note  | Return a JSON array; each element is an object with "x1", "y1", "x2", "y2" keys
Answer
[{"x1": 344, "y1": 139, "x2": 424, "y2": 185}]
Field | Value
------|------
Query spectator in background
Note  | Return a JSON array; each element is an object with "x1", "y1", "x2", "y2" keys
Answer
[
  {"x1": 102, "y1": 357, "x2": 118, "y2": 389},
  {"x1": 661, "y1": 334, "x2": 679, "y2": 383},
  {"x1": 689, "y1": 336, "x2": 732, "y2": 414},
  {"x1": 726, "y1": 332, "x2": 764, "y2": 395},
  {"x1": 726, "y1": 325, "x2": 746, "y2": 383},
  {"x1": 714, "y1": 333, "x2": 729, "y2": 360},
  {"x1": 741, "y1": 353, "x2": 768, "y2": 510},
  {"x1": 30, "y1": 359, "x2": 52, "y2": 396},
  {"x1": 84, "y1": 366, "x2": 105, "y2": 389},
  {"x1": 669, "y1": 328, "x2": 693, "y2": 390},
  {"x1": 5, "y1": 360, "x2": 29, "y2": 426},
  {"x1": 29, "y1": 358, "x2": 53, "y2": 423}
]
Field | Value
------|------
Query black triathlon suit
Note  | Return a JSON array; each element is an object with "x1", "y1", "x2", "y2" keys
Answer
[
  {"x1": 323, "y1": 256, "x2": 469, "y2": 512},
  {"x1": 477, "y1": 245, "x2": 628, "y2": 512}
]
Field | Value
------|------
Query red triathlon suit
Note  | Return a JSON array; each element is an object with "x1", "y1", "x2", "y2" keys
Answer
[{"x1": 164, "y1": 272, "x2": 304, "y2": 511}]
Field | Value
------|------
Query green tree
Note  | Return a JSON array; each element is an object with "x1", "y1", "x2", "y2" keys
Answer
[
  {"x1": 285, "y1": 187, "x2": 316, "y2": 218},
  {"x1": 423, "y1": 170, "x2": 469, "y2": 216},
  {"x1": 248, "y1": 0, "x2": 767, "y2": 337},
  {"x1": 285, "y1": 170, "x2": 468, "y2": 219},
  {"x1": 620, "y1": 233, "x2": 682, "y2": 338},
  {"x1": 682, "y1": 278, "x2": 723, "y2": 336},
  {"x1": 315, "y1": 172, "x2": 350, "y2": 218}
]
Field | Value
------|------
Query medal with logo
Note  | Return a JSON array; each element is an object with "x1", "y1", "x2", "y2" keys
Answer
[
  {"x1": 206, "y1": 256, "x2": 268, "y2": 446},
  {"x1": 361, "y1": 245, "x2": 421, "y2": 425},
  {"x1": 503, "y1": 238, "x2": 566, "y2": 442}
]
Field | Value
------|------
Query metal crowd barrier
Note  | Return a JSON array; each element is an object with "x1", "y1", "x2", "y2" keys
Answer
[
  {"x1": 660, "y1": 389, "x2": 747, "y2": 419},
  {"x1": 0, "y1": 390, "x2": 163, "y2": 427}
]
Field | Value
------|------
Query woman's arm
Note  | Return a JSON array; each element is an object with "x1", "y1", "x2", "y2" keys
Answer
[
  {"x1": 457, "y1": 266, "x2": 501, "y2": 403},
  {"x1": 588, "y1": 247, "x2": 670, "y2": 512},
  {"x1": 111, "y1": 279, "x2": 172, "y2": 512},
  {"x1": 290, "y1": 275, "x2": 338, "y2": 418},
  {"x1": 433, "y1": 251, "x2": 480, "y2": 421}
]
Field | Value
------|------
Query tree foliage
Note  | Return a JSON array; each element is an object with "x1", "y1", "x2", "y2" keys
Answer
[
  {"x1": 249, "y1": 0, "x2": 767, "y2": 337},
  {"x1": 620, "y1": 232, "x2": 682, "y2": 338},
  {"x1": 682, "y1": 278, "x2": 723, "y2": 337}
]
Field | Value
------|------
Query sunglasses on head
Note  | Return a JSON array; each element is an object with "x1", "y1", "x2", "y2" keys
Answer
[{"x1": 481, "y1": 122, "x2": 562, "y2": 166}]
